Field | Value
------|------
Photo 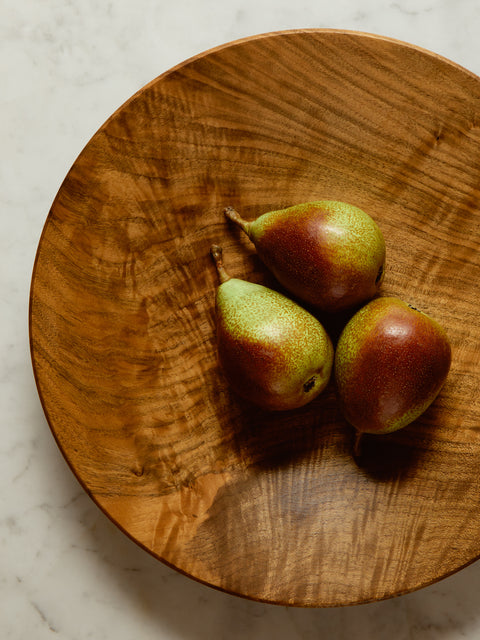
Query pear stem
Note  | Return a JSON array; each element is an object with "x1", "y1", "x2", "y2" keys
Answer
[
  {"x1": 353, "y1": 430, "x2": 363, "y2": 459},
  {"x1": 210, "y1": 245, "x2": 231, "y2": 284},
  {"x1": 224, "y1": 206, "x2": 251, "y2": 235}
]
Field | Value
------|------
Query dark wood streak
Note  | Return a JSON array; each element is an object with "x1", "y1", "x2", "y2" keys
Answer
[{"x1": 30, "y1": 30, "x2": 480, "y2": 606}]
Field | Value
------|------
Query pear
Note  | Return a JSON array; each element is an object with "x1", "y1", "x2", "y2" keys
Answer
[
  {"x1": 224, "y1": 201, "x2": 386, "y2": 313},
  {"x1": 210, "y1": 245, "x2": 334, "y2": 411},
  {"x1": 334, "y1": 297, "x2": 452, "y2": 449}
]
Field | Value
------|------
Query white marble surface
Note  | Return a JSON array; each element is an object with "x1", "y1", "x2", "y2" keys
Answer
[{"x1": 3, "y1": 0, "x2": 480, "y2": 638}]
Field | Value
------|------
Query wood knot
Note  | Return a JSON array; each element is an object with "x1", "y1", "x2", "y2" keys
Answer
[{"x1": 131, "y1": 465, "x2": 144, "y2": 477}]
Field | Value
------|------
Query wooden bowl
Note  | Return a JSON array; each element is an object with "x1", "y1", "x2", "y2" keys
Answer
[{"x1": 30, "y1": 29, "x2": 480, "y2": 607}]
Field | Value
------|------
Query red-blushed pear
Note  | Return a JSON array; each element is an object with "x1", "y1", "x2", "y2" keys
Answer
[
  {"x1": 334, "y1": 297, "x2": 452, "y2": 454},
  {"x1": 210, "y1": 245, "x2": 334, "y2": 411},
  {"x1": 224, "y1": 201, "x2": 386, "y2": 314}
]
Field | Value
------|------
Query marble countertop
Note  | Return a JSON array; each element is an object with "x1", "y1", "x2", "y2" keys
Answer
[{"x1": 3, "y1": 1, "x2": 480, "y2": 638}]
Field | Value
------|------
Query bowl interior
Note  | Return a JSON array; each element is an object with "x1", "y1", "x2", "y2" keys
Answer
[{"x1": 30, "y1": 30, "x2": 480, "y2": 606}]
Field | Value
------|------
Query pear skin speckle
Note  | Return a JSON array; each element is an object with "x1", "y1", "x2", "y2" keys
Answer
[
  {"x1": 334, "y1": 297, "x2": 452, "y2": 434},
  {"x1": 215, "y1": 278, "x2": 334, "y2": 411},
  {"x1": 246, "y1": 201, "x2": 386, "y2": 312}
]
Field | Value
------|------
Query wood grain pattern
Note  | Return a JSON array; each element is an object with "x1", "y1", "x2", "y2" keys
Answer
[{"x1": 30, "y1": 29, "x2": 480, "y2": 606}]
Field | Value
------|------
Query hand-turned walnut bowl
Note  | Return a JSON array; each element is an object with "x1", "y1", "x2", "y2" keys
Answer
[{"x1": 30, "y1": 29, "x2": 480, "y2": 607}]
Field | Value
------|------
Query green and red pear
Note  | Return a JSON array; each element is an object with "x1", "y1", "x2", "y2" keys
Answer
[
  {"x1": 334, "y1": 297, "x2": 452, "y2": 443},
  {"x1": 210, "y1": 245, "x2": 334, "y2": 411},
  {"x1": 224, "y1": 201, "x2": 385, "y2": 313}
]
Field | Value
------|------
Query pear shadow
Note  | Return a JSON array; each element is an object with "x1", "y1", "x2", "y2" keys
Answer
[
  {"x1": 228, "y1": 381, "x2": 346, "y2": 472},
  {"x1": 352, "y1": 401, "x2": 444, "y2": 483},
  {"x1": 315, "y1": 307, "x2": 360, "y2": 346}
]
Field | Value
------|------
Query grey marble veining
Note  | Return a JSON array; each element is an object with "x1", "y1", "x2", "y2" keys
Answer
[{"x1": 3, "y1": 0, "x2": 480, "y2": 637}]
